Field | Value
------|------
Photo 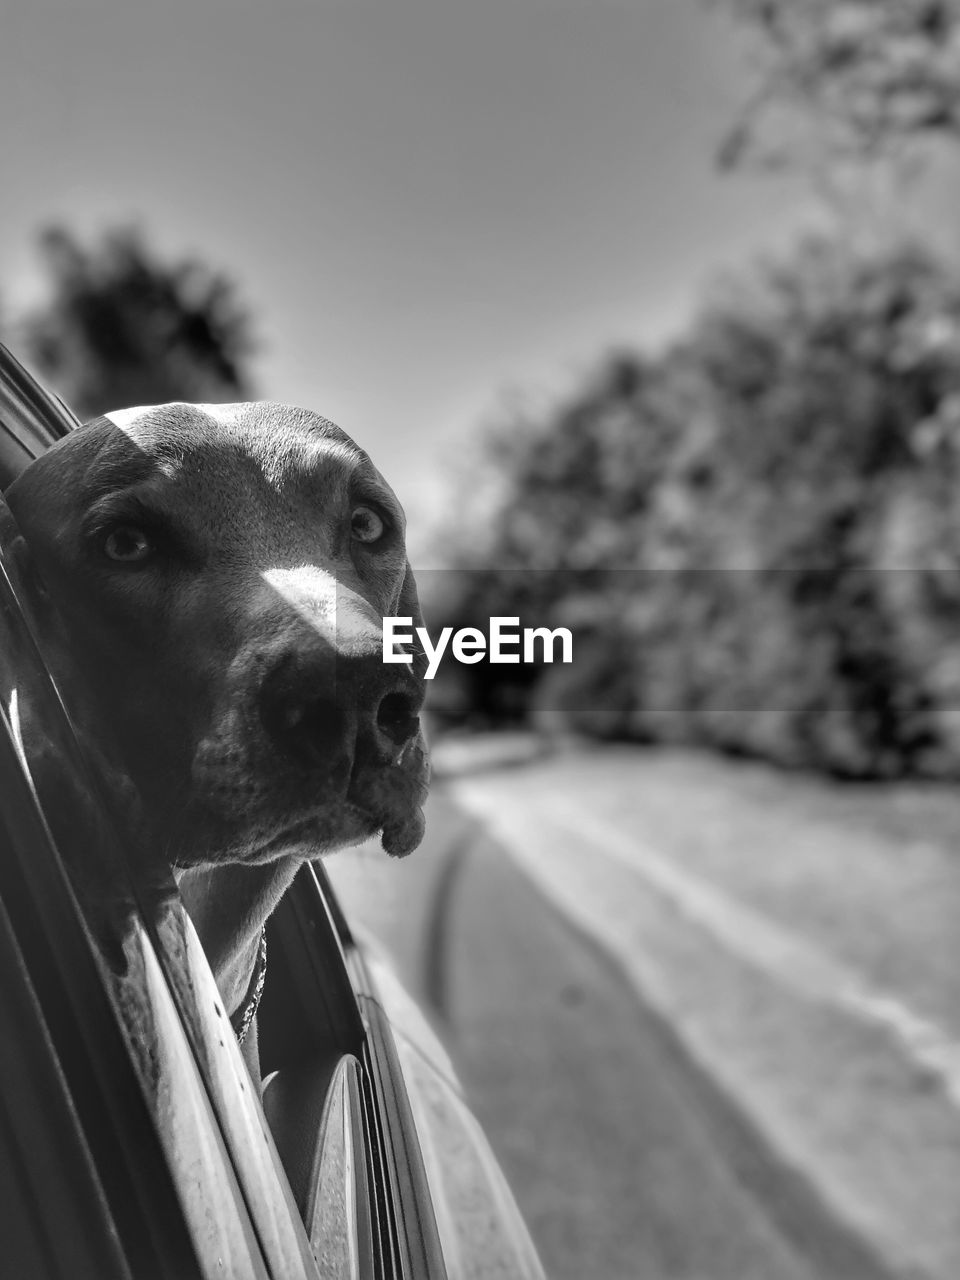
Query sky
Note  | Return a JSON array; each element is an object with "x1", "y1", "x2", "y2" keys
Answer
[{"x1": 1, "y1": 0, "x2": 955, "y2": 556}]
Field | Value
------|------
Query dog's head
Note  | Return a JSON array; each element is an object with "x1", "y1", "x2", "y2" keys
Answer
[{"x1": 6, "y1": 402, "x2": 429, "y2": 868}]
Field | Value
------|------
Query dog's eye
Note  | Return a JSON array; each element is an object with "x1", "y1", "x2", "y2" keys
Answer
[
  {"x1": 351, "y1": 505, "x2": 385, "y2": 544},
  {"x1": 103, "y1": 525, "x2": 153, "y2": 563}
]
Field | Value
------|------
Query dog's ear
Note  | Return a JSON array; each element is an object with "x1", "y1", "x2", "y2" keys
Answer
[
  {"x1": 393, "y1": 559, "x2": 430, "y2": 833},
  {"x1": 0, "y1": 504, "x2": 145, "y2": 877},
  {"x1": 395, "y1": 561, "x2": 428, "y2": 681}
]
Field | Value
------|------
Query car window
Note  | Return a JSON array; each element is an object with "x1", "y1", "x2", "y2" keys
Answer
[
  {"x1": 0, "y1": 345, "x2": 481, "y2": 1280},
  {"x1": 0, "y1": 348, "x2": 361, "y2": 1279},
  {"x1": 0, "y1": 486, "x2": 338, "y2": 1280},
  {"x1": 0, "y1": 343, "x2": 76, "y2": 487},
  {"x1": 0, "y1": 521, "x2": 272, "y2": 1279}
]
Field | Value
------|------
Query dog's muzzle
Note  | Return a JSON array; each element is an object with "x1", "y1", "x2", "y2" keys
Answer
[
  {"x1": 257, "y1": 640, "x2": 423, "y2": 778},
  {"x1": 193, "y1": 568, "x2": 428, "y2": 858}
]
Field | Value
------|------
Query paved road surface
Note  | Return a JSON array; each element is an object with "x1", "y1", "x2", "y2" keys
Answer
[
  {"x1": 443, "y1": 746, "x2": 960, "y2": 1280},
  {"x1": 328, "y1": 786, "x2": 893, "y2": 1278},
  {"x1": 329, "y1": 740, "x2": 960, "y2": 1280},
  {"x1": 429, "y1": 809, "x2": 821, "y2": 1280}
]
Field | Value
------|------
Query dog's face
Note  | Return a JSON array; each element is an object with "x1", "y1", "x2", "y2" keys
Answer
[{"x1": 6, "y1": 402, "x2": 429, "y2": 868}]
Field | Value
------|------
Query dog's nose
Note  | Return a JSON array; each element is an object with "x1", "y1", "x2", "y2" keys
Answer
[
  {"x1": 374, "y1": 688, "x2": 423, "y2": 757},
  {"x1": 258, "y1": 670, "x2": 348, "y2": 774},
  {"x1": 253, "y1": 570, "x2": 423, "y2": 774},
  {"x1": 257, "y1": 646, "x2": 422, "y2": 775}
]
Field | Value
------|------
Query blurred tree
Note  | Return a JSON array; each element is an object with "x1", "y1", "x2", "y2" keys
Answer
[
  {"x1": 22, "y1": 225, "x2": 257, "y2": 419},
  {"x1": 715, "y1": 0, "x2": 960, "y2": 169},
  {"x1": 433, "y1": 236, "x2": 960, "y2": 776},
  {"x1": 656, "y1": 238, "x2": 960, "y2": 775},
  {"x1": 429, "y1": 1, "x2": 960, "y2": 776}
]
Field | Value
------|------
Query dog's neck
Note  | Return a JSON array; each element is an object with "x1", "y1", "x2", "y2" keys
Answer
[{"x1": 176, "y1": 857, "x2": 300, "y2": 1019}]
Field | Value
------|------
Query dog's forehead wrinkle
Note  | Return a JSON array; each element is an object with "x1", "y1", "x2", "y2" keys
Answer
[
  {"x1": 87, "y1": 403, "x2": 404, "y2": 533},
  {"x1": 195, "y1": 400, "x2": 366, "y2": 461},
  {"x1": 85, "y1": 443, "x2": 165, "y2": 496},
  {"x1": 267, "y1": 445, "x2": 358, "y2": 504},
  {"x1": 10, "y1": 417, "x2": 161, "y2": 512},
  {"x1": 108, "y1": 404, "x2": 366, "y2": 504}
]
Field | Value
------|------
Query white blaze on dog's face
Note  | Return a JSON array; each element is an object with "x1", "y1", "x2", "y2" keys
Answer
[{"x1": 5, "y1": 402, "x2": 429, "y2": 868}]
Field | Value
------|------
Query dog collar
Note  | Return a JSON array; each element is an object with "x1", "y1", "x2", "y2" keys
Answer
[{"x1": 231, "y1": 927, "x2": 267, "y2": 1046}]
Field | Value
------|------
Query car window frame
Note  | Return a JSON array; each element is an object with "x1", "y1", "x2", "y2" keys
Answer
[
  {"x1": 0, "y1": 347, "x2": 323, "y2": 1280},
  {"x1": 0, "y1": 343, "x2": 541, "y2": 1280}
]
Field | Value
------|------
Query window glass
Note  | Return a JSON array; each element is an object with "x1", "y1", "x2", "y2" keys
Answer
[
  {"x1": 0, "y1": 348, "x2": 377, "y2": 1280},
  {"x1": 0, "y1": 492, "x2": 321, "y2": 1278}
]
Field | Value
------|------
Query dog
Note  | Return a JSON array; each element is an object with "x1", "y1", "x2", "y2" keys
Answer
[{"x1": 5, "y1": 400, "x2": 429, "y2": 1075}]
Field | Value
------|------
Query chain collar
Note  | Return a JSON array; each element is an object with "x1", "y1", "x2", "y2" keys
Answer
[{"x1": 231, "y1": 927, "x2": 267, "y2": 1046}]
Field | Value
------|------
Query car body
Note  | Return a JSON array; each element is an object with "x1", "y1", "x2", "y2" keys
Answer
[{"x1": 0, "y1": 345, "x2": 545, "y2": 1280}]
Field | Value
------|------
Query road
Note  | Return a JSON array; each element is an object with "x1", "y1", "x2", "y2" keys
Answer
[{"x1": 327, "y1": 741, "x2": 960, "y2": 1280}]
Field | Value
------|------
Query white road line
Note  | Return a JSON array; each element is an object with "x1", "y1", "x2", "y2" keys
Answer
[{"x1": 455, "y1": 785, "x2": 960, "y2": 1112}]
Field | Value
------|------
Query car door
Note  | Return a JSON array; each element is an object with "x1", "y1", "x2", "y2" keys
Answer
[
  {"x1": 0, "y1": 345, "x2": 324, "y2": 1279},
  {"x1": 0, "y1": 344, "x2": 445, "y2": 1280},
  {"x1": 0, "y1": 342, "x2": 545, "y2": 1280},
  {"x1": 0, "y1": 504, "x2": 283, "y2": 1279}
]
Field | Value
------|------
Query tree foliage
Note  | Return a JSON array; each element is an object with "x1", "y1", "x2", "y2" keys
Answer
[
  {"x1": 715, "y1": 0, "x2": 960, "y2": 168},
  {"x1": 22, "y1": 226, "x2": 257, "y2": 419},
  {"x1": 427, "y1": 4, "x2": 960, "y2": 776},
  {"x1": 434, "y1": 237, "x2": 960, "y2": 777}
]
